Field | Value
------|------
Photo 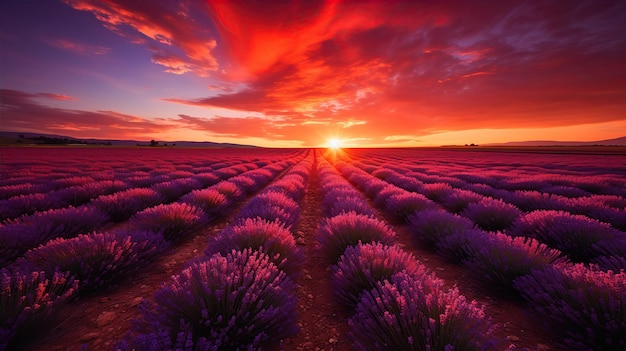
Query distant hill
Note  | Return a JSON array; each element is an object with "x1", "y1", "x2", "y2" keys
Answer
[
  {"x1": 485, "y1": 136, "x2": 626, "y2": 147},
  {"x1": 0, "y1": 131, "x2": 260, "y2": 148}
]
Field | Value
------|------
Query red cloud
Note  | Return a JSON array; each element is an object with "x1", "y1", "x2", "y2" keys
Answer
[
  {"x1": 56, "y1": 1, "x2": 626, "y2": 145},
  {"x1": 63, "y1": 0, "x2": 218, "y2": 76},
  {"x1": 0, "y1": 89, "x2": 178, "y2": 139}
]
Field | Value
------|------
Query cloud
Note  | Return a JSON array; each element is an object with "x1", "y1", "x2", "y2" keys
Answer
[
  {"x1": 46, "y1": 39, "x2": 111, "y2": 55},
  {"x1": 0, "y1": 89, "x2": 178, "y2": 139},
  {"x1": 159, "y1": 1, "x2": 626, "y2": 144},
  {"x1": 54, "y1": 0, "x2": 626, "y2": 146},
  {"x1": 62, "y1": 0, "x2": 218, "y2": 76}
]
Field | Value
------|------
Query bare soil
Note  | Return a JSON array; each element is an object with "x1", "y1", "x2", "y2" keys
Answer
[{"x1": 18, "y1": 154, "x2": 565, "y2": 351}]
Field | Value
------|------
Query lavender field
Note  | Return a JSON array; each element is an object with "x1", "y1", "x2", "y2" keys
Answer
[{"x1": 1, "y1": 147, "x2": 625, "y2": 351}]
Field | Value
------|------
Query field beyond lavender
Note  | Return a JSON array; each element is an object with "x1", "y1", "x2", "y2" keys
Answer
[{"x1": 1, "y1": 146, "x2": 625, "y2": 351}]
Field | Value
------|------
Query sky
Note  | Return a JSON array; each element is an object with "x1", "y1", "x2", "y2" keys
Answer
[{"x1": 1, "y1": 0, "x2": 626, "y2": 148}]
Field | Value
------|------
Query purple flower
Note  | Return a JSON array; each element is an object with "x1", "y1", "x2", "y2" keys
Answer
[
  {"x1": 152, "y1": 178, "x2": 203, "y2": 202},
  {"x1": 206, "y1": 218, "x2": 304, "y2": 276},
  {"x1": 385, "y1": 192, "x2": 439, "y2": 222},
  {"x1": 441, "y1": 188, "x2": 484, "y2": 213},
  {"x1": 128, "y1": 203, "x2": 207, "y2": 243},
  {"x1": 406, "y1": 209, "x2": 475, "y2": 249},
  {"x1": 332, "y1": 242, "x2": 439, "y2": 309},
  {"x1": 317, "y1": 212, "x2": 396, "y2": 264},
  {"x1": 20, "y1": 231, "x2": 168, "y2": 293},
  {"x1": 180, "y1": 188, "x2": 228, "y2": 216},
  {"x1": 509, "y1": 210, "x2": 624, "y2": 262},
  {"x1": 462, "y1": 232, "x2": 567, "y2": 292},
  {"x1": 92, "y1": 188, "x2": 165, "y2": 222},
  {"x1": 513, "y1": 264, "x2": 626, "y2": 350},
  {"x1": 132, "y1": 249, "x2": 298, "y2": 350},
  {"x1": 236, "y1": 191, "x2": 300, "y2": 227},
  {"x1": 349, "y1": 271, "x2": 496, "y2": 351},
  {"x1": 1, "y1": 269, "x2": 78, "y2": 350},
  {"x1": 461, "y1": 198, "x2": 522, "y2": 232}
]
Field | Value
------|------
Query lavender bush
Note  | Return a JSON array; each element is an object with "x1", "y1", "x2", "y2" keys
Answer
[
  {"x1": 384, "y1": 192, "x2": 438, "y2": 222},
  {"x1": 509, "y1": 210, "x2": 624, "y2": 262},
  {"x1": 1, "y1": 269, "x2": 78, "y2": 350},
  {"x1": 0, "y1": 193, "x2": 53, "y2": 221},
  {"x1": 406, "y1": 209, "x2": 475, "y2": 249},
  {"x1": 461, "y1": 198, "x2": 522, "y2": 232},
  {"x1": 152, "y1": 178, "x2": 203, "y2": 202},
  {"x1": 462, "y1": 232, "x2": 566, "y2": 292},
  {"x1": 332, "y1": 242, "x2": 438, "y2": 309},
  {"x1": 212, "y1": 181, "x2": 243, "y2": 201},
  {"x1": 130, "y1": 249, "x2": 298, "y2": 350},
  {"x1": 317, "y1": 212, "x2": 396, "y2": 264},
  {"x1": 128, "y1": 203, "x2": 208, "y2": 243},
  {"x1": 513, "y1": 264, "x2": 625, "y2": 350},
  {"x1": 205, "y1": 218, "x2": 304, "y2": 276},
  {"x1": 237, "y1": 192, "x2": 300, "y2": 228},
  {"x1": 349, "y1": 271, "x2": 496, "y2": 351},
  {"x1": 441, "y1": 188, "x2": 484, "y2": 213},
  {"x1": 180, "y1": 188, "x2": 229, "y2": 217},
  {"x1": 0, "y1": 206, "x2": 110, "y2": 267},
  {"x1": 20, "y1": 231, "x2": 168, "y2": 294},
  {"x1": 92, "y1": 188, "x2": 164, "y2": 222}
]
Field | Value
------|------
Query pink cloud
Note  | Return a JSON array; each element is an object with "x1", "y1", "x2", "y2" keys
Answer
[
  {"x1": 54, "y1": 1, "x2": 626, "y2": 146},
  {"x1": 62, "y1": 0, "x2": 218, "y2": 76},
  {"x1": 46, "y1": 39, "x2": 110, "y2": 55},
  {"x1": 0, "y1": 89, "x2": 178, "y2": 139}
]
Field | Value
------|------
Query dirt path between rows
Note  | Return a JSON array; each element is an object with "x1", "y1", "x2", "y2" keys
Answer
[{"x1": 275, "y1": 152, "x2": 352, "y2": 351}]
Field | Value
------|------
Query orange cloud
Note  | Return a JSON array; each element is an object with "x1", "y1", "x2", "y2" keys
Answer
[{"x1": 53, "y1": 0, "x2": 626, "y2": 146}]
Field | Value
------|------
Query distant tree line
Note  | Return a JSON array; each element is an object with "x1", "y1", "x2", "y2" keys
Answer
[{"x1": 18, "y1": 135, "x2": 112, "y2": 146}]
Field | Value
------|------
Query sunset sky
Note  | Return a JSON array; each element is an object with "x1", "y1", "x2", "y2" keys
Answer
[{"x1": 1, "y1": 0, "x2": 625, "y2": 147}]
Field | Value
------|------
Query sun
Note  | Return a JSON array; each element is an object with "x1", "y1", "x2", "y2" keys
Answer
[{"x1": 327, "y1": 138, "x2": 343, "y2": 149}]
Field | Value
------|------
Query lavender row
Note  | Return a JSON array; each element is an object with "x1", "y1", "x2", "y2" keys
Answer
[
  {"x1": 0, "y1": 159, "x2": 256, "y2": 221},
  {"x1": 341, "y1": 157, "x2": 626, "y2": 270},
  {"x1": 347, "y1": 149, "x2": 626, "y2": 196},
  {"x1": 0, "y1": 148, "x2": 307, "y2": 216},
  {"x1": 348, "y1": 153, "x2": 626, "y2": 230},
  {"x1": 0, "y1": 148, "x2": 306, "y2": 189},
  {"x1": 0, "y1": 156, "x2": 306, "y2": 349},
  {"x1": 331, "y1": 157, "x2": 625, "y2": 350},
  {"x1": 116, "y1": 153, "x2": 313, "y2": 350},
  {"x1": 0, "y1": 160, "x2": 287, "y2": 268},
  {"x1": 316, "y1": 156, "x2": 496, "y2": 350}
]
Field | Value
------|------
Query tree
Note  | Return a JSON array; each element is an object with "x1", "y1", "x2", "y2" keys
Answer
[{"x1": 150, "y1": 139, "x2": 158, "y2": 147}]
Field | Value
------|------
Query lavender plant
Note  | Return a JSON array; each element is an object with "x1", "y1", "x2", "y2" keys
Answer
[
  {"x1": 130, "y1": 249, "x2": 298, "y2": 350},
  {"x1": 1, "y1": 269, "x2": 78, "y2": 350},
  {"x1": 20, "y1": 230, "x2": 168, "y2": 294},
  {"x1": 349, "y1": 271, "x2": 496, "y2": 351},
  {"x1": 385, "y1": 192, "x2": 438, "y2": 222},
  {"x1": 205, "y1": 218, "x2": 304, "y2": 276},
  {"x1": 513, "y1": 264, "x2": 626, "y2": 350},
  {"x1": 406, "y1": 209, "x2": 475, "y2": 249},
  {"x1": 462, "y1": 232, "x2": 567, "y2": 292},
  {"x1": 92, "y1": 188, "x2": 165, "y2": 222},
  {"x1": 128, "y1": 203, "x2": 208, "y2": 243},
  {"x1": 0, "y1": 206, "x2": 110, "y2": 267},
  {"x1": 461, "y1": 198, "x2": 522, "y2": 232},
  {"x1": 509, "y1": 210, "x2": 624, "y2": 262},
  {"x1": 180, "y1": 188, "x2": 229, "y2": 217},
  {"x1": 317, "y1": 212, "x2": 396, "y2": 264},
  {"x1": 332, "y1": 242, "x2": 439, "y2": 309}
]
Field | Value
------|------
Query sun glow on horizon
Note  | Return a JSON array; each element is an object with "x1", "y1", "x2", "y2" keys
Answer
[{"x1": 327, "y1": 138, "x2": 343, "y2": 149}]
